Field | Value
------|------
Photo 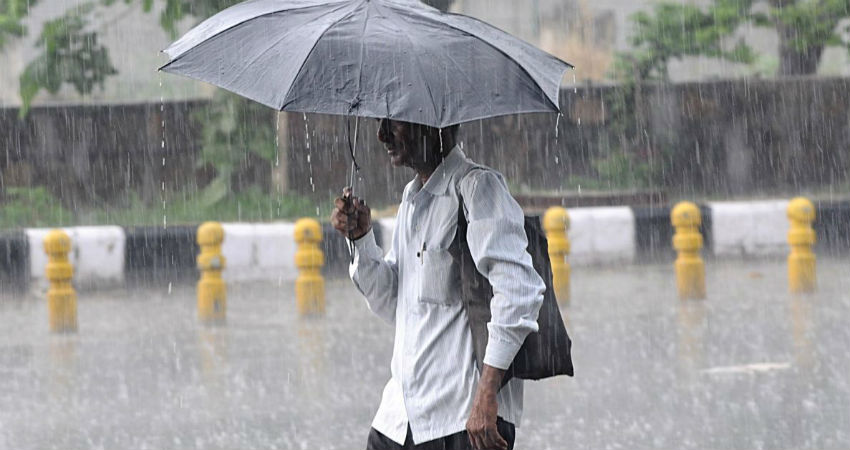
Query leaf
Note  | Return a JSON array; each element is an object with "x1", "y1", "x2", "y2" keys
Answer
[
  {"x1": 199, "y1": 173, "x2": 231, "y2": 207},
  {"x1": 17, "y1": 4, "x2": 116, "y2": 117}
]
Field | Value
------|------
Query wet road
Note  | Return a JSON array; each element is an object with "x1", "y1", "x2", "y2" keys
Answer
[{"x1": 1, "y1": 258, "x2": 849, "y2": 449}]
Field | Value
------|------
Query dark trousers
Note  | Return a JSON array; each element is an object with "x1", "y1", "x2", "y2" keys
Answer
[{"x1": 366, "y1": 418, "x2": 515, "y2": 450}]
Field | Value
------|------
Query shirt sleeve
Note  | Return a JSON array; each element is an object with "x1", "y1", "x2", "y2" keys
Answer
[
  {"x1": 348, "y1": 224, "x2": 399, "y2": 325},
  {"x1": 459, "y1": 169, "x2": 545, "y2": 370}
]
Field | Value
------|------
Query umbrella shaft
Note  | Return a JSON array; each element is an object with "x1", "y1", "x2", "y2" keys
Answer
[{"x1": 349, "y1": 116, "x2": 360, "y2": 194}]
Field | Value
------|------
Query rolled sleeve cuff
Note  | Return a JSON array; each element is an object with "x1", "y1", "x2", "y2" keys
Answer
[
  {"x1": 348, "y1": 229, "x2": 383, "y2": 262},
  {"x1": 482, "y1": 337, "x2": 522, "y2": 371}
]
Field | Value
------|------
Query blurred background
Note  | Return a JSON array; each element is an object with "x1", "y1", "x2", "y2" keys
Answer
[
  {"x1": 2, "y1": 2, "x2": 849, "y2": 449},
  {"x1": 1, "y1": 0, "x2": 848, "y2": 226}
]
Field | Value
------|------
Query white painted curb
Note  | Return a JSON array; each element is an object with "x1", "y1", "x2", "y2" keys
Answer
[
  {"x1": 709, "y1": 200, "x2": 789, "y2": 257},
  {"x1": 220, "y1": 222, "x2": 298, "y2": 283},
  {"x1": 27, "y1": 226, "x2": 126, "y2": 290},
  {"x1": 566, "y1": 206, "x2": 636, "y2": 266}
]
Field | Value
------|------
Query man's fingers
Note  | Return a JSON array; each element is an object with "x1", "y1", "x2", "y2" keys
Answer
[
  {"x1": 332, "y1": 213, "x2": 347, "y2": 230},
  {"x1": 352, "y1": 196, "x2": 368, "y2": 211},
  {"x1": 468, "y1": 430, "x2": 483, "y2": 450},
  {"x1": 482, "y1": 428, "x2": 497, "y2": 450},
  {"x1": 357, "y1": 201, "x2": 370, "y2": 215},
  {"x1": 490, "y1": 428, "x2": 508, "y2": 450},
  {"x1": 335, "y1": 196, "x2": 356, "y2": 214},
  {"x1": 467, "y1": 425, "x2": 506, "y2": 450}
]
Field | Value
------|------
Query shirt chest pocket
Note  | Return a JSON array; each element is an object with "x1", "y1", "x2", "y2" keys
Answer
[{"x1": 418, "y1": 248, "x2": 460, "y2": 305}]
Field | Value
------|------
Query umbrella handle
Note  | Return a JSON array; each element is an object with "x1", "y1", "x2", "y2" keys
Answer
[{"x1": 342, "y1": 187, "x2": 358, "y2": 264}]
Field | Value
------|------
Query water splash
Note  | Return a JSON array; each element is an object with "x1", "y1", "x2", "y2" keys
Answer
[
  {"x1": 275, "y1": 113, "x2": 283, "y2": 218},
  {"x1": 572, "y1": 68, "x2": 577, "y2": 94},
  {"x1": 554, "y1": 113, "x2": 560, "y2": 140}
]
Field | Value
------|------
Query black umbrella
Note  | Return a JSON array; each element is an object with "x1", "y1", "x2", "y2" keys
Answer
[
  {"x1": 159, "y1": 0, "x2": 572, "y2": 128},
  {"x1": 160, "y1": 0, "x2": 572, "y2": 257}
]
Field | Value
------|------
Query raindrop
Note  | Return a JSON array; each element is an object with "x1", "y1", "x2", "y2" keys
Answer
[
  {"x1": 159, "y1": 72, "x2": 168, "y2": 230},
  {"x1": 304, "y1": 114, "x2": 315, "y2": 193},
  {"x1": 275, "y1": 114, "x2": 280, "y2": 167},
  {"x1": 554, "y1": 113, "x2": 560, "y2": 139}
]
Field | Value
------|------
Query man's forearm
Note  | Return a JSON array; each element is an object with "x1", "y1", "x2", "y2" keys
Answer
[
  {"x1": 468, "y1": 364, "x2": 509, "y2": 450},
  {"x1": 478, "y1": 364, "x2": 506, "y2": 396}
]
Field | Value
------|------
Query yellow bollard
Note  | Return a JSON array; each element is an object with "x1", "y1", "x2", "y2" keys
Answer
[
  {"x1": 197, "y1": 222, "x2": 226, "y2": 325},
  {"x1": 543, "y1": 207, "x2": 570, "y2": 305},
  {"x1": 671, "y1": 202, "x2": 706, "y2": 300},
  {"x1": 787, "y1": 197, "x2": 816, "y2": 294},
  {"x1": 44, "y1": 229, "x2": 77, "y2": 333},
  {"x1": 294, "y1": 218, "x2": 325, "y2": 316}
]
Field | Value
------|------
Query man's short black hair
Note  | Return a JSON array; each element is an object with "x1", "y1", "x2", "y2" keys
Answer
[{"x1": 442, "y1": 124, "x2": 460, "y2": 141}]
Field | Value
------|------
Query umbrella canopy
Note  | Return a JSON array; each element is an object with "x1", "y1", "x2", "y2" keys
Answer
[{"x1": 160, "y1": 0, "x2": 572, "y2": 128}]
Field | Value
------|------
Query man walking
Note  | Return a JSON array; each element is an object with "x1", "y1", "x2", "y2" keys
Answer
[{"x1": 331, "y1": 119, "x2": 545, "y2": 450}]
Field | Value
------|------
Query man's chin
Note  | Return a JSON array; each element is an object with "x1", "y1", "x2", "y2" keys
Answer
[{"x1": 387, "y1": 153, "x2": 403, "y2": 166}]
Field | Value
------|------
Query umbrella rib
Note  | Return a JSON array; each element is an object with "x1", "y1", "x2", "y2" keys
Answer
[
  {"x1": 374, "y1": 1, "x2": 440, "y2": 125},
  {"x1": 162, "y1": 1, "x2": 348, "y2": 61},
  {"x1": 441, "y1": 50, "x2": 495, "y2": 119},
  {"x1": 280, "y1": 3, "x2": 366, "y2": 109},
  {"x1": 442, "y1": 28, "x2": 561, "y2": 112},
  {"x1": 405, "y1": 40, "x2": 442, "y2": 126},
  {"x1": 441, "y1": 17, "x2": 567, "y2": 111},
  {"x1": 352, "y1": 0, "x2": 370, "y2": 110},
  {"x1": 383, "y1": 2, "x2": 568, "y2": 111},
  {"x1": 224, "y1": 3, "x2": 355, "y2": 92}
]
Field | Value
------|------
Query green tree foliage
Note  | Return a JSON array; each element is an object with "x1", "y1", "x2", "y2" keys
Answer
[
  {"x1": 0, "y1": 0, "x2": 35, "y2": 47},
  {"x1": 18, "y1": 3, "x2": 116, "y2": 116},
  {"x1": 194, "y1": 90, "x2": 276, "y2": 206},
  {"x1": 614, "y1": 0, "x2": 757, "y2": 81},
  {"x1": 13, "y1": 0, "x2": 235, "y2": 115},
  {"x1": 616, "y1": 0, "x2": 850, "y2": 81}
]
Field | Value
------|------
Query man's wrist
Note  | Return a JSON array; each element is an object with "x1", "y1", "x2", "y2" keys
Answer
[
  {"x1": 478, "y1": 364, "x2": 505, "y2": 396},
  {"x1": 350, "y1": 227, "x2": 371, "y2": 241}
]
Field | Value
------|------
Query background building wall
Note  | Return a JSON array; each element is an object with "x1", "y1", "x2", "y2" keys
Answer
[{"x1": 2, "y1": 78, "x2": 847, "y2": 209}]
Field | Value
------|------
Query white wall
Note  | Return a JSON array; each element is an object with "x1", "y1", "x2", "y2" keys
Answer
[{"x1": 709, "y1": 200, "x2": 789, "y2": 257}]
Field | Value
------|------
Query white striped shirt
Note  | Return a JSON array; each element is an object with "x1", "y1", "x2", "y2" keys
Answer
[{"x1": 349, "y1": 147, "x2": 545, "y2": 445}]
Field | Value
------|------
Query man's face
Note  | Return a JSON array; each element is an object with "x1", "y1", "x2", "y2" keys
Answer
[{"x1": 377, "y1": 119, "x2": 424, "y2": 168}]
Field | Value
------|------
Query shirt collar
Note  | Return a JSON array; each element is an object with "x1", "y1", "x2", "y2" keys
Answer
[{"x1": 413, "y1": 145, "x2": 465, "y2": 197}]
